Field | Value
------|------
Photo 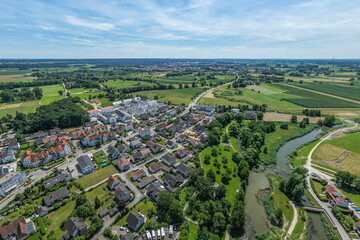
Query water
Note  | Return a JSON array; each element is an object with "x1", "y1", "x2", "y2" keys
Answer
[{"x1": 245, "y1": 128, "x2": 328, "y2": 238}]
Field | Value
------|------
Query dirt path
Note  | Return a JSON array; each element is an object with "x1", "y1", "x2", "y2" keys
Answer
[{"x1": 285, "y1": 201, "x2": 298, "y2": 239}]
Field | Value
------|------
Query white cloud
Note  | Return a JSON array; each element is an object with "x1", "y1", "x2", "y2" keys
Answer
[{"x1": 65, "y1": 16, "x2": 114, "y2": 31}]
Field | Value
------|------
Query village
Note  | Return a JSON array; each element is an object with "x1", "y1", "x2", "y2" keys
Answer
[{"x1": 0, "y1": 97, "x2": 232, "y2": 240}]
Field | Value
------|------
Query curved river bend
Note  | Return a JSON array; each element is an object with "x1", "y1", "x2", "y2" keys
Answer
[{"x1": 245, "y1": 128, "x2": 328, "y2": 239}]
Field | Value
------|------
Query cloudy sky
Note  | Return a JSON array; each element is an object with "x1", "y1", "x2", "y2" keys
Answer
[{"x1": 1, "y1": 0, "x2": 360, "y2": 58}]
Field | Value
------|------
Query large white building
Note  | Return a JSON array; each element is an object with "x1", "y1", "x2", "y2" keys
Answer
[{"x1": 0, "y1": 172, "x2": 28, "y2": 196}]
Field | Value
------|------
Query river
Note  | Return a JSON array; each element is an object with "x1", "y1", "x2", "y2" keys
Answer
[{"x1": 245, "y1": 128, "x2": 328, "y2": 239}]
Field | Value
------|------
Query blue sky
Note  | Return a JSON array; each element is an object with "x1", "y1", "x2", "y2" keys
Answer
[{"x1": 0, "y1": 0, "x2": 360, "y2": 58}]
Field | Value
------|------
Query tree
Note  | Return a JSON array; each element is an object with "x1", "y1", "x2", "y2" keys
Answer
[
  {"x1": 58, "y1": 90, "x2": 64, "y2": 96},
  {"x1": 222, "y1": 133, "x2": 229, "y2": 143},
  {"x1": 234, "y1": 112, "x2": 244, "y2": 124},
  {"x1": 204, "y1": 155, "x2": 211, "y2": 165},
  {"x1": 96, "y1": 141, "x2": 101, "y2": 148},
  {"x1": 290, "y1": 115, "x2": 297, "y2": 123},
  {"x1": 157, "y1": 191, "x2": 184, "y2": 223},
  {"x1": 215, "y1": 185, "x2": 226, "y2": 200},
  {"x1": 95, "y1": 196, "x2": 101, "y2": 209},
  {"x1": 324, "y1": 115, "x2": 336, "y2": 127},
  {"x1": 257, "y1": 112, "x2": 264, "y2": 120},
  {"x1": 32, "y1": 87, "x2": 43, "y2": 99},
  {"x1": 230, "y1": 200, "x2": 245, "y2": 231},
  {"x1": 208, "y1": 132, "x2": 220, "y2": 146},
  {"x1": 228, "y1": 123, "x2": 240, "y2": 137},
  {"x1": 207, "y1": 169, "x2": 216, "y2": 182}
]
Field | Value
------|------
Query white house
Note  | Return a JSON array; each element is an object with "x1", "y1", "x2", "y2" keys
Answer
[
  {"x1": 0, "y1": 172, "x2": 28, "y2": 196},
  {"x1": 101, "y1": 106, "x2": 115, "y2": 114},
  {"x1": 1, "y1": 149, "x2": 15, "y2": 163},
  {"x1": 77, "y1": 155, "x2": 96, "y2": 174},
  {"x1": 112, "y1": 101, "x2": 122, "y2": 108},
  {"x1": 115, "y1": 110, "x2": 132, "y2": 123},
  {"x1": 87, "y1": 109, "x2": 99, "y2": 117}
]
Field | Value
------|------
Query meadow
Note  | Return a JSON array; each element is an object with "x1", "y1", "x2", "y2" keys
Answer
[
  {"x1": 274, "y1": 84, "x2": 360, "y2": 108},
  {"x1": 132, "y1": 87, "x2": 204, "y2": 105},
  {"x1": 0, "y1": 84, "x2": 64, "y2": 117},
  {"x1": 104, "y1": 80, "x2": 155, "y2": 89}
]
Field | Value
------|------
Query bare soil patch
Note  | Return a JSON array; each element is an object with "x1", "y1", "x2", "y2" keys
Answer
[
  {"x1": 203, "y1": 90, "x2": 215, "y2": 99},
  {"x1": 263, "y1": 112, "x2": 323, "y2": 123}
]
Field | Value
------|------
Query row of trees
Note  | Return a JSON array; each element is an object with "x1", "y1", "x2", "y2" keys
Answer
[
  {"x1": 302, "y1": 109, "x2": 321, "y2": 117},
  {"x1": 0, "y1": 87, "x2": 43, "y2": 102}
]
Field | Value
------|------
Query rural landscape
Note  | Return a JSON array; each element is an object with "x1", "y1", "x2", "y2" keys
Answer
[{"x1": 1, "y1": 0, "x2": 360, "y2": 240}]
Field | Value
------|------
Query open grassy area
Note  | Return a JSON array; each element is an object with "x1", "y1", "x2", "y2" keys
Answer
[
  {"x1": 200, "y1": 145, "x2": 240, "y2": 204},
  {"x1": 85, "y1": 182, "x2": 114, "y2": 210},
  {"x1": 310, "y1": 178, "x2": 327, "y2": 201},
  {"x1": 77, "y1": 165, "x2": 118, "y2": 188},
  {"x1": 132, "y1": 87, "x2": 204, "y2": 105},
  {"x1": 338, "y1": 187, "x2": 360, "y2": 208},
  {"x1": 188, "y1": 222, "x2": 199, "y2": 240},
  {"x1": 105, "y1": 80, "x2": 155, "y2": 89},
  {"x1": 267, "y1": 173, "x2": 294, "y2": 231},
  {"x1": 322, "y1": 132, "x2": 360, "y2": 155},
  {"x1": 312, "y1": 143, "x2": 345, "y2": 161},
  {"x1": 290, "y1": 209, "x2": 305, "y2": 239},
  {"x1": 0, "y1": 84, "x2": 64, "y2": 117},
  {"x1": 46, "y1": 200, "x2": 76, "y2": 239},
  {"x1": 292, "y1": 141, "x2": 318, "y2": 167},
  {"x1": 114, "y1": 199, "x2": 155, "y2": 228}
]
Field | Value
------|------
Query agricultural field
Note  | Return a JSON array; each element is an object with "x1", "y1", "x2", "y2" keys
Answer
[
  {"x1": 199, "y1": 84, "x2": 302, "y2": 110},
  {"x1": 263, "y1": 112, "x2": 323, "y2": 123},
  {"x1": 313, "y1": 132, "x2": 360, "y2": 176},
  {"x1": 154, "y1": 74, "x2": 234, "y2": 85},
  {"x1": 104, "y1": 80, "x2": 155, "y2": 89},
  {"x1": 69, "y1": 88, "x2": 98, "y2": 93},
  {"x1": 294, "y1": 83, "x2": 360, "y2": 102},
  {"x1": 0, "y1": 74, "x2": 36, "y2": 82},
  {"x1": 0, "y1": 84, "x2": 64, "y2": 117},
  {"x1": 274, "y1": 84, "x2": 360, "y2": 108},
  {"x1": 132, "y1": 87, "x2": 204, "y2": 105}
]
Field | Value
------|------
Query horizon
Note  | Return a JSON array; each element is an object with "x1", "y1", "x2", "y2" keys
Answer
[{"x1": 1, "y1": 0, "x2": 360, "y2": 58}]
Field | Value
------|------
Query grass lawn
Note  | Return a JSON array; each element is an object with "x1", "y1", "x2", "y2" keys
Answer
[
  {"x1": 310, "y1": 178, "x2": 327, "y2": 201},
  {"x1": 131, "y1": 87, "x2": 204, "y2": 105},
  {"x1": 93, "y1": 150, "x2": 109, "y2": 164},
  {"x1": 69, "y1": 88, "x2": 97, "y2": 93},
  {"x1": 293, "y1": 141, "x2": 318, "y2": 167},
  {"x1": 77, "y1": 165, "x2": 118, "y2": 188},
  {"x1": 114, "y1": 199, "x2": 155, "y2": 227},
  {"x1": 46, "y1": 200, "x2": 76, "y2": 239},
  {"x1": 188, "y1": 222, "x2": 199, "y2": 240},
  {"x1": 338, "y1": 187, "x2": 360, "y2": 208},
  {"x1": 105, "y1": 80, "x2": 155, "y2": 89},
  {"x1": 267, "y1": 173, "x2": 294, "y2": 231},
  {"x1": 290, "y1": 209, "x2": 305, "y2": 239},
  {"x1": 200, "y1": 145, "x2": 240, "y2": 204},
  {"x1": 85, "y1": 182, "x2": 114, "y2": 210}
]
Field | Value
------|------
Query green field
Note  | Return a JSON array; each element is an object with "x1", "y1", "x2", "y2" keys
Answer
[
  {"x1": 46, "y1": 200, "x2": 76, "y2": 239},
  {"x1": 295, "y1": 83, "x2": 360, "y2": 102},
  {"x1": 132, "y1": 87, "x2": 204, "y2": 105},
  {"x1": 85, "y1": 182, "x2": 114, "y2": 210},
  {"x1": 274, "y1": 84, "x2": 360, "y2": 108},
  {"x1": 77, "y1": 165, "x2": 118, "y2": 188},
  {"x1": 200, "y1": 145, "x2": 240, "y2": 204},
  {"x1": 320, "y1": 132, "x2": 360, "y2": 155},
  {"x1": 69, "y1": 88, "x2": 98, "y2": 93},
  {"x1": 104, "y1": 80, "x2": 155, "y2": 89},
  {"x1": 0, "y1": 84, "x2": 64, "y2": 117}
]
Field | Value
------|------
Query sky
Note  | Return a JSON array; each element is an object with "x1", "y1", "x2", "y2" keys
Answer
[{"x1": 0, "y1": 0, "x2": 360, "y2": 59}]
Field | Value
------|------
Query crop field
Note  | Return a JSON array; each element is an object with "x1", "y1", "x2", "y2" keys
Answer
[
  {"x1": 274, "y1": 84, "x2": 360, "y2": 108},
  {"x1": 69, "y1": 88, "x2": 98, "y2": 93},
  {"x1": 0, "y1": 84, "x2": 64, "y2": 117},
  {"x1": 104, "y1": 80, "x2": 155, "y2": 89},
  {"x1": 200, "y1": 84, "x2": 302, "y2": 110},
  {"x1": 154, "y1": 74, "x2": 234, "y2": 85},
  {"x1": 0, "y1": 68, "x2": 34, "y2": 75},
  {"x1": 132, "y1": 87, "x2": 204, "y2": 105},
  {"x1": 0, "y1": 74, "x2": 36, "y2": 82},
  {"x1": 294, "y1": 83, "x2": 360, "y2": 102}
]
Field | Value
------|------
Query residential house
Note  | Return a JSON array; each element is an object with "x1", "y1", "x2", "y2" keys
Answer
[
  {"x1": 116, "y1": 110, "x2": 132, "y2": 123},
  {"x1": 49, "y1": 128, "x2": 60, "y2": 135},
  {"x1": 126, "y1": 212, "x2": 145, "y2": 232},
  {"x1": 324, "y1": 185, "x2": 349, "y2": 208},
  {"x1": 130, "y1": 139, "x2": 141, "y2": 149},
  {"x1": 176, "y1": 163, "x2": 192, "y2": 178},
  {"x1": 43, "y1": 187, "x2": 69, "y2": 206},
  {"x1": 146, "y1": 141, "x2": 165, "y2": 154},
  {"x1": 177, "y1": 134, "x2": 186, "y2": 143},
  {"x1": 0, "y1": 172, "x2": 28, "y2": 196},
  {"x1": 166, "y1": 140, "x2": 175, "y2": 149},
  {"x1": 112, "y1": 101, "x2": 122, "y2": 108},
  {"x1": 146, "y1": 183, "x2": 166, "y2": 201},
  {"x1": 115, "y1": 159, "x2": 130, "y2": 171},
  {"x1": 0, "y1": 216, "x2": 36, "y2": 240},
  {"x1": 131, "y1": 169, "x2": 146, "y2": 181},
  {"x1": 84, "y1": 121, "x2": 98, "y2": 127},
  {"x1": 155, "y1": 123, "x2": 166, "y2": 131},
  {"x1": 77, "y1": 155, "x2": 96, "y2": 174},
  {"x1": 161, "y1": 154, "x2": 177, "y2": 167},
  {"x1": 117, "y1": 143, "x2": 130, "y2": 153},
  {"x1": 108, "y1": 144, "x2": 120, "y2": 159},
  {"x1": 107, "y1": 176, "x2": 120, "y2": 189},
  {"x1": 101, "y1": 106, "x2": 115, "y2": 114},
  {"x1": 176, "y1": 148, "x2": 190, "y2": 159},
  {"x1": 1, "y1": 149, "x2": 15, "y2": 163},
  {"x1": 196, "y1": 104, "x2": 213, "y2": 112},
  {"x1": 98, "y1": 208, "x2": 110, "y2": 219},
  {"x1": 139, "y1": 129, "x2": 151, "y2": 138},
  {"x1": 8, "y1": 141, "x2": 20, "y2": 150},
  {"x1": 87, "y1": 109, "x2": 100, "y2": 117},
  {"x1": 189, "y1": 139, "x2": 201, "y2": 148},
  {"x1": 98, "y1": 113, "x2": 117, "y2": 124},
  {"x1": 72, "y1": 129, "x2": 86, "y2": 140},
  {"x1": 64, "y1": 217, "x2": 88, "y2": 238},
  {"x1": 148, "y1": 161, "x2": 161, "y2": 173},
  {"x1": 115, "y1": 184, "x2": 131, "y2": 202},
  {"x1": 194, "y1": 124, "x2": 206, "y2": 133},
  {"x1": 43, "y1": 174, "x2": 67, "y2": 188},
  {"x1": 35, "y1": 206, "x2": 49, "y2": 217},
  {"x1": 137, "y1": 176, "x2": 156, "y2": 189},
  {"x1": 163, "y1": 173, "x2": 184, "y2": 192}
]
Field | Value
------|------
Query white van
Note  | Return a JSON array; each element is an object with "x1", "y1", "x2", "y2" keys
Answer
[
  {"x1": 151, "y1": 230, "x2": 156, "y2": 240},
  {"x1": 146, "y1": 231, "x2": 152, "y2": 240},
  {"x1": 161, "y1": 227, "x2": 165, "y2": 239},
  {"x1": 169, "y1": 225, "x2": 173, "y2": 238},
  {"x1": 157, "y1": 229, "x2": 161, "y2": 240}
]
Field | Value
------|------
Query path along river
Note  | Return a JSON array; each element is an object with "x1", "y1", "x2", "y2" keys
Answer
[{"x1": 245, "y1": 128, "x2": 328, "y2": 239}]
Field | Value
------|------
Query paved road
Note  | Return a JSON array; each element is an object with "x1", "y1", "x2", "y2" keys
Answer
[
  {"x1": 304, "y1": 122, "x2": 358, "y2": 240},
  {"x1": 285, "y1": 201, "x2": 298, "y2": 239}
]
